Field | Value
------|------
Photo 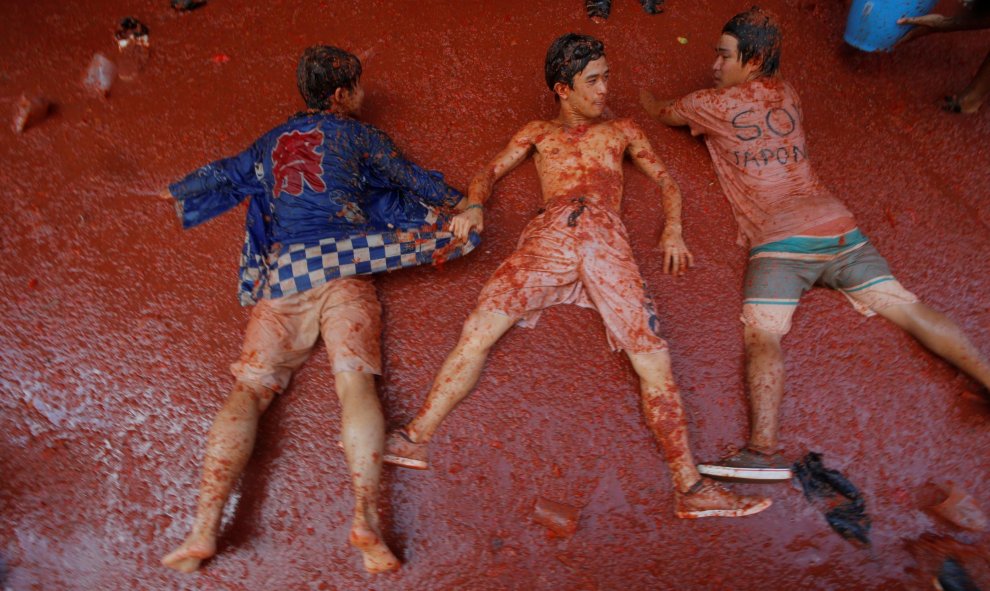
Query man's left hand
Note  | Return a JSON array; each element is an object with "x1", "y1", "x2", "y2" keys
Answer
[
  {"x1": 659, "y1": 226, "x2": 694, "y2": 276},
  {"x1": 450, "y1": 207, "x2": 483, "y2": 240}
]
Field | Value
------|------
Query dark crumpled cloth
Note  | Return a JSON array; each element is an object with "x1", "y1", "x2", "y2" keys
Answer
[{"x1": 793, "y1": 452, "x2": 871, "y2": 546}]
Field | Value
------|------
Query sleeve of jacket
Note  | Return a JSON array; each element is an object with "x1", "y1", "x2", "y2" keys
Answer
[
  {"x1": 168, "y1": 143, "x2": 265, "y2": 229},
  {"x1": 361, "y1": 126, "x2": 463, "y2": 208}
]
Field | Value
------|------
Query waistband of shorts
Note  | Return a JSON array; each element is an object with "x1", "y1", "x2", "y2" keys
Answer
[
  {"x1": 541, "y1": 195, "x2": 617, "y2": 213},
  {"x1": 749, "y1": 228, "x2": 867, "y2": 259}
]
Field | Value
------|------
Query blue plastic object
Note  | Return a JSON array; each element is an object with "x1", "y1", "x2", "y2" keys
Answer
[{"x1": 843, "y1": 0, "x2": 939, "y2": 52}]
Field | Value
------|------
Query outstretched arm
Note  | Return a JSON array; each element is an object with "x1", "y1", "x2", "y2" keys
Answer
[
  {"x1": 639, "y1": 88, "x2": 689, "y2": 127},
  {"x1": 449, "y1": 124, "x2": 536, "y2": 240},
  {"x1": 166, "y1": 146, "x2": 263, "y2": 229},
  {"x1": 623, "y1": 121, "x2": 693, "y2": 276}
]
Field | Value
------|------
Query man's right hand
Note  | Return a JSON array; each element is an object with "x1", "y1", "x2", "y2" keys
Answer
[{"x1": 450, "y1": 207, "x2": 483, "y2": 240}]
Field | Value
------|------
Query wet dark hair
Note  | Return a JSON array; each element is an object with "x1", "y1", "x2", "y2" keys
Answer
[
  {"x1": 722, "y1": 7, "x2": 782, "y2": 77},
  {"x1": 296, "y1": 45, "x2": 362, "y2": 110},
  {"x1": 544, "y1": 33, "x2": 606, "y2": 97}
]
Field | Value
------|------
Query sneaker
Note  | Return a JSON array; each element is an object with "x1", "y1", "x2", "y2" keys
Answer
[
  {"x1": 697, "y1": 448, "x2": 792, "y2": 482},
  {"x1": 675, "y1": 477, "x2": 772, "y2": 519},
  {"x1": 382, "y1": 429, "x2": 429, "y2": 470}
]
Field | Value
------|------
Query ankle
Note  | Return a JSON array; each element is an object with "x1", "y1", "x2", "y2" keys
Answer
[
  {"x1": 403, "y1": 426, "x2": 427, "y2": 444},
  {"x1": 683, "y1": 478, "x2": 705, "y2": 495},
  {"x1": 747, "y1": 442, "x2": 777, "y2": 456}
]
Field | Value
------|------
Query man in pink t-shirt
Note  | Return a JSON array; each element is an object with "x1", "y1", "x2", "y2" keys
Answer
[{"x1": 640, "y1": 7, "x2": 990, "y2": 481}]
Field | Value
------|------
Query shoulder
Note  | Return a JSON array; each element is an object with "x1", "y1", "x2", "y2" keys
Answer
[
  {"x1": 688, "y1": 86, "x2": 730, "y2": 107},
  {"x1": 777, "y1": 78, "x2": 801, "y2": 100},
  {"x1": 611, "y1": 116, "x2": 642, "y2": 132},
  {"x1": 610, "y1": 117, "x2": 648, "y2": 141},
  {"x1": 519, "y1": 119, "x2": 552, "y2": 137},
  {"x1": 510, "y1": 120, "x2": 552, "y2": 146},
  {"x1": 339, "y1": 116, "x2": 381, "y2": 138}
]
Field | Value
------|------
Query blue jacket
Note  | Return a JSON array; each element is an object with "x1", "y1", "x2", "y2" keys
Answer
[{"x1": 170, "y1": 112, "x2": 469, "y2": 304}]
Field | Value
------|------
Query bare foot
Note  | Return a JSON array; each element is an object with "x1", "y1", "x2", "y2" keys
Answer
[
  {"x1": 161, "y1": 534, "x2": 216, "y2": 573},
  {"x1": 941, "y1": 94, "x2": 982, "y2": 115},
  {"x1": 349, "y1": 524, "x2": 400, "y2": 574},
  {"x1": 674, "y1": 477, "x2": 772, "y2": 519}
]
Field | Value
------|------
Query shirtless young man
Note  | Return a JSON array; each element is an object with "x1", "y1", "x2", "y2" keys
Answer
[
  {"x1": 641, "y1": 8, "x2": 990, "y2": 481},
  {"x1": 383, "y1": 33, "x2": 771, "y2": 518},
  {"x1": 160, "y1": 46, "x2": 472, "y2": 574}
]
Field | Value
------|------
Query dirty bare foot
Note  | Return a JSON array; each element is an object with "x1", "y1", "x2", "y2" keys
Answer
[
  {"x1": 940, "y1": 95, "x2": 981, "y2": 115},
  {"x1": 349, "y1": 523, "x2": 400, "y2": 573},
  {"x1": 674, "y1": 477, "x2": 772, "y2": 519},
  {"x1": 161, "y1": 533, "x2": 216, "y2": 573}
]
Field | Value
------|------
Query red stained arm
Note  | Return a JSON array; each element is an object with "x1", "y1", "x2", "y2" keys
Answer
[
  {"x1": 467, "y1": 123, "x2": 538, "y2": 206},
  {"x1": 639, "y1": 88, "x2": 688, "y2": 127},
  {"x1": 622, "y1": 120, "x2": 694, "y2": 275},
  {"x1": 449, "y1": 123, "x2": 537, "y2": 239},
  {"x1": 623, "y1": 121, "x2": 683, "y2": 227}
]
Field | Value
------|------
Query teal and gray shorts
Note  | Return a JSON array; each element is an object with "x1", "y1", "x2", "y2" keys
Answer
[{"x1": 741, "y1": 228, "x2": 918, "y2": 334}]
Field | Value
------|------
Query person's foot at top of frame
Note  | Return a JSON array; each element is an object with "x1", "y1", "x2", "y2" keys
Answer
[
  {"x1": 641, "y1": 8, "x2": 990, "y2": 481},
  {"x1": 384, "y1": 33, "x2": 771, "y2": 519},
  {"x1": 897, "y1": 0, "x2": 990, "y2": 114}
]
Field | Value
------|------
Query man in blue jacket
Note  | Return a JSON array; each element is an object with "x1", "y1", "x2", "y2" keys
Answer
[{"x1": 160, "y1": 45, "x2": 473, "y2": 574}]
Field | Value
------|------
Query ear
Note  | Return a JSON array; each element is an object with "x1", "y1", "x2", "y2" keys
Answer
[
  {"x1": 553, "y1": 81, "x2": 570, "y2": 100},
  {"x1": 744, "y1": 54, "x2": 764, "y2": 76},
  {"x1": 332, "y1": 86, "x2": 349, "y2": 105}
]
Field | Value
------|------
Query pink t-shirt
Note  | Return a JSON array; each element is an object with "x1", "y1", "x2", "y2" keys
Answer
[{"x1": 673, "y1": 77, "x2": 854, "y2": 248}]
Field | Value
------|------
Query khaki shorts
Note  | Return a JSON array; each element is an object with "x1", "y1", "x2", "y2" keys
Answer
[
  {"x1": 741, "y1": 229, "x2": 918, "y2": 334},
  {"x1": 476, "y1": 197, "x2": 667, "y2": 355},
  {"x1": 230, "y1": 276, "x2": 382, "y2": 393}
]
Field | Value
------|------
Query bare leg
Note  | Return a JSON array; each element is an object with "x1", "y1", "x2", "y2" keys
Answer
[
  {"x1": 626, "y1": 350, "x2": 701, "y2": 493},
  {"x1": 628, "y1": 349, "x2": 772, "y2": 517},
  {"x1": 405, "y1": 310, "x2": 518, "y2": 443},
  {"x1": 878, "y1": 302, "x2": 990, "y2": 389},
  {"x1": 744, "y1": 325, "x2": 786, "y2": 453},
  {"x1": 161, "y1": 381, "x2": 275, "y2": 573},
  {"x1": 335, "y1": 371, "x2": 400, "y2": 573},
  {"x1": 955, "y1": 49, "x2": 990, "y2": 114}
]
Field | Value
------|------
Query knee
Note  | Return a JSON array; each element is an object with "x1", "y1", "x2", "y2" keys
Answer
[
  {"x1": 878, "y1": 302, "x2": 934, "y2": 333},
  {"x1": 227, "y1": 381, "x2": 277, "y2": 415},
  {"x1": 334, "y1": 371, "x2": 377, "y2": 405},
  {"x1": 629, "y1": 350, "x2": 675, "y2": 392},
  {"x1": 457, "y1": 311, "x2": 508, "y2": 355},
  {"x1": 744, "y1": 326, "x2": 783, "y2": 354}
]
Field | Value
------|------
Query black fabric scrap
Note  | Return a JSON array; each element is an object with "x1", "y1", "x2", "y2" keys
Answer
[
  {"x1": 937, "y1": 557, "x2": 982, "y2": 591},
  {"x1": 794, "y1": 452, "x2": 871, "y2": 546}
]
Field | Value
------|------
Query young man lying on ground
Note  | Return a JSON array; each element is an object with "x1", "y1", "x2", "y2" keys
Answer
[
  {"x1": 384, "y1": 33, "x2": 771, "y2": 519},
  {"x1": 160, "y1": 45, "x2": 474, "y2": 574},
  {"x1": 641, "y1": 7, "x2": 990, "y2": 481}
]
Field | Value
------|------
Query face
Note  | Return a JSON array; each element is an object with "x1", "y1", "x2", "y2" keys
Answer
[
  {"x1": 712, "y1": 34, "x2": 760, "y2": 89},
  {"x1": 558, "y1": 56, "x2": 609, "y2": 118},
  {"x1": 342, "y1": 79, "x2": 365, "y2": 115}
]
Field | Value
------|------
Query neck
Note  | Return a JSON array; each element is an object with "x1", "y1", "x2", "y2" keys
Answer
[{"x1": 556, "y1": 103, "x2": 597, "y2": 127}]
